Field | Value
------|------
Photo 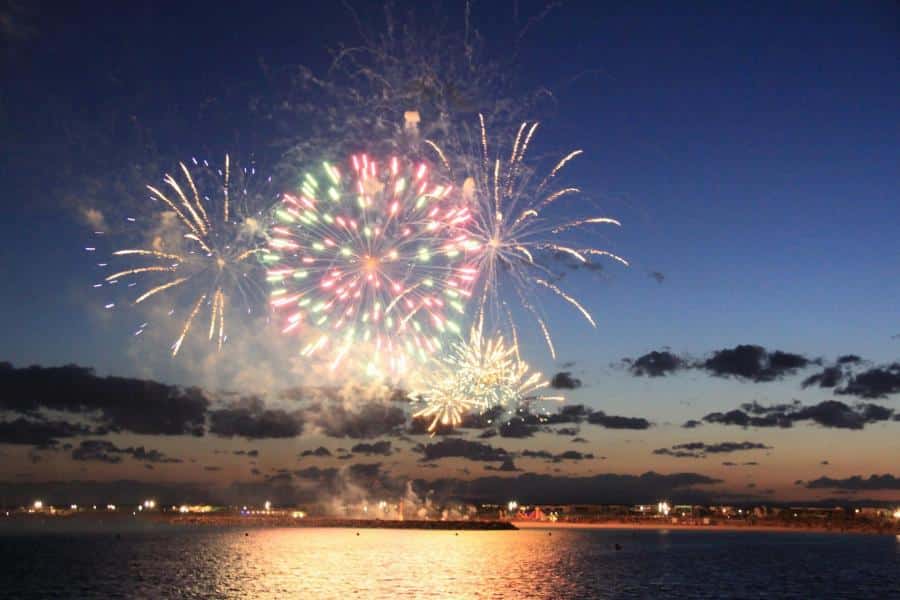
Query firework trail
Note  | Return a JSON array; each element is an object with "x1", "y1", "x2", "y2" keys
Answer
[
  {"x1": 98, "y1": 156, "x2": 273, "y2": 356},
  {"x1": 427, "y1": 115, "x2": 628, "y2": 358},
  {"x1": 262, "y1": 2, "x2": 556, "y2": 180},
  {"x1": 266, "y1": 154, "x2": 475, "y2": 378},
  {"x1": 412, "y1": 322, "x2": 561, "y2": 434}
]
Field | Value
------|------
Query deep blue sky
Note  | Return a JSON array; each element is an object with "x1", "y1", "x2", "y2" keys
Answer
[
  {"x1": 1, "y1": 0, "x2": 898, "y2": 502},
  {"x1": 3, "y1": 1, "x2": 897, "y2": 378}
]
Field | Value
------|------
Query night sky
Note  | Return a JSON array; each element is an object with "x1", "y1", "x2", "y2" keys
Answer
[{"x1": 1, "y1": 1, "x2": 898, "y2": 507}]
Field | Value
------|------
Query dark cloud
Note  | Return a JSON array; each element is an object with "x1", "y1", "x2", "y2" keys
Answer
[
  {"x1": 626, "y1": 350, "x2": 687, "y2": 377},
  {"x1": 682, "y1": 419, "x2": 703, "y2": 429},
  {"x1": 71, "y1": 440, "x2": 182, "y2": 464},
  {"x1": 299, "y1": 446, "x2": 332, "y2": 458},
  {"x1": 836, "y1": 363, "x2": 900, "y2": 399},
  {"x1": 571, "y1": 437, "x2": 587, "y2": 443},
  {"x1": 415, "y1": 439, "x2": 511, "y2": 463},
  {"x1": 484, "y1": 458, "x2": 522, "y2": 472},
  {"x1": 555, "y1": 427, "x2": 579, "y2": 436},
  {"x1": 423, "y1": 471, "x2": 723, "y2": 505},
  {"x1": 521, "y1": 449, "x2": 594, "y2": 462},
  {"x1": 837, "y1": 355, "x2": 863, "y2": 365},
  {"x1": 701, "y1": 345, "x2": 813, "y2": 382},
  {"x1": 805, "y1": 474, "x2": 900, "y2": 491},
  {"x1": 350, "y1": 441, "x2": 393, "y2": 456},
  {"x1": 233, "y1": 449, "x2": 259, "y2": 457},
  {"x1": 586, "y1": 411, "x2": 651, "y2": 430},
  {"x1": 307, "y1": 400, "x2": 406, "y2": 439},
  {"x1": 204, "y1": 466, "x2": 222, "y2": 472},
  {"x1": 802, "y1": 355, "x2": 864, "y2": 389},
  {"x1": 0, "y1": 418, "x2": 95, "y2": 447},
  {"x1": 802, "y1": 366, "x2": 845, "y2": 389},
  {"x1": 653, "y1": 441, "x2": 770, "y2": 459},
  {"x1": 498, "y1": 417, "x2": 540, "y2": 438},
  {"x1": 209, "y1": 396, "x2": 304, "y2": 439},
  {"x1": 702, "y1": 400, "x2": 893, "y2": 430},
  {"x1": 550, "y1": 372, "x2": 582, "y2": 389},
  {"x1": 0, "y1": 363, "x2": 207, "y2": 436},
  {"x1": 294, "y1": 466, "x2": 338, "y2": 480}
]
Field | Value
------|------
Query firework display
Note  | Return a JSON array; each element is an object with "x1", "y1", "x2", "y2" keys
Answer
[
  {"x1": 427, "y1": 115, "x2": 627, "y2": 358},
  {"x1": 100, "y1": 156, "x2": 272, "y2": 356},
  {"x1": 265, "y1": 155, "x2": 475, "y2": 377},
  {"x1": 90, "y1": 109, "x2": 624, "y2": 432},
  {"x1": 412, "y1": 323, "x2": 562, "y2": 433}
]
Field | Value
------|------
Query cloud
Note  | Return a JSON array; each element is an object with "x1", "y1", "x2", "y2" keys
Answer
[
  {"x1": 0, "y1": 418, "x2": 96, "y2": 447},
  {"x1": 804, "y1": 474, "x2": 900, "y2": 491},
  {"x1": 550, "y1": 372, "x2": 582, "y2": 389},
  {"x1": 702, "y1": 400, "x2": 893, "y2": 430},
  {"x1": 71, "y1": 440, "x2": 182, "y2": 464},
  {"x1": 652, "y1": 441, "x2": 771, "y2": 459},
  {"x1": 423, "y1": 471, "x2": 723, "y2": 505},
  {"x1": 836, "y1": 363, "x2": 900, "y2": 399},
  {"x1": 306, "y1": 400, "x2": 406, "y2": 439},
  {"x1": 208, "y1": 396, "x2": 304, "y2": 439},
  {"x1": 802, "y1": 366, "x2": 844, "y2": 389},
  {"x1": 701, "y1": 345, "x2": 813, "y2": 382},
  {"x1": 682, "y1": 419, "x2": 703, "y2": 429},
  {"x1": 484, "y1": 458, "x2": 522, "y2": 472},
  {"x1": 350, "y1": 441, "x2": 393, "y2": 456},
  {"x1": 521, "y1": 449, "x2": 594, "y2": 462},
  {"x1": 299, "y1": 446, "x2": 332, "y2": 458},
  {"x1": 294, "y1": 466, "x2": 338, "y2": 480},
  {"x1": 555, "y1": 427, "x2": 579, "y2": 436},
  {"x1": 626, "y1": 351, "x2": 687, "y2": 377},
  {"x1": 0, "y1": 363, "x2": 208, "y2": 436},
  {"x1": 586, "y1": 411, "x2": 651, "y2": 430},
  {"x1": 233, "y1": 449, "x2": 259, "y2": 457},
  {"x1": 802, "y1": 355, "x2": 864, "y2": 389},
  {"x1": 415, "y1": 439, "x2": 511, "y2": 463}
]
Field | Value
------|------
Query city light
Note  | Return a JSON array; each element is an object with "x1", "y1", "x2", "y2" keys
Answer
[
  {"x1": 658, "y1": 502, "x2": 671, "y2": 517},
  {"x1": 33, "y1": 500, "x2": 43, "y2": 510},
  {"x1": 264, "y1": 501, "x2": 271, "y2": 512}
]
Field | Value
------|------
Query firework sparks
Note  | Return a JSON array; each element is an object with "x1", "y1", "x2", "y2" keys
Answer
[
  {"x1": 100, "y1": 156, "x2": 272, "y2": 356},
  {"x1": 427, "y1": 116, "x2": 628, "y2": 358},
  {"x1": 266, "y1": 155, "x2": 475, "y2": 377},
  {"x1": 412, "y1": 324, "x2": 558, "y2": 434}
]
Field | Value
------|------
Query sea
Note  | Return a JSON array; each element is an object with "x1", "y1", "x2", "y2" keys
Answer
[{"x1": 1, "y1": 525, "x2": 898, "y2": 599}]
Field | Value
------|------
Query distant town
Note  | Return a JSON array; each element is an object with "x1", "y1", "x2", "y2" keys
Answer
[{"x1": 5, "y1": 498, "x2": 899, "y2": 535}]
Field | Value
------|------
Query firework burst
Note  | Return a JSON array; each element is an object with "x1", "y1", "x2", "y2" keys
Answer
[
  {"x1": 99, "y1": 156, "x2": 272, "y2": 356},
  {"x1": 412, "y1": 323, "x2": 561, "y2": 433},
  {"x1": 265, "y1": 155, "x2": 475, "y2": 377},
  {"x1": 428, "y1": 115, "x2": 628, "y2": 358}
]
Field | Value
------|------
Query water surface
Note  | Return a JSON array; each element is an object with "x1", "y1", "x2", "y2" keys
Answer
[{"x1": 2, "y1": 526, "x2": 898, "y2": 598}]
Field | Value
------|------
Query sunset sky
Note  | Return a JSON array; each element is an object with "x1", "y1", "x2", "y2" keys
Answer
[{"x1": 1, "y1": 1, "x2": 898, "y2": 507}]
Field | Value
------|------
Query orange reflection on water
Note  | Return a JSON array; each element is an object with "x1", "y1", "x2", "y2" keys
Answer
[{"x1": 212, "y1": 527, "x2": 573, "y2": 599}]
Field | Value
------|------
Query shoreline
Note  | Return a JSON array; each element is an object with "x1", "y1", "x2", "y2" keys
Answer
[{"x1": 512, "y1": 520, "x2": 899, "y2": 536}]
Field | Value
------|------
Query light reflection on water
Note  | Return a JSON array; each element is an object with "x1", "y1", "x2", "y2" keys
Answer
[{"x1": 2, "y1": 526, "x2": 899, "y2": 598}]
